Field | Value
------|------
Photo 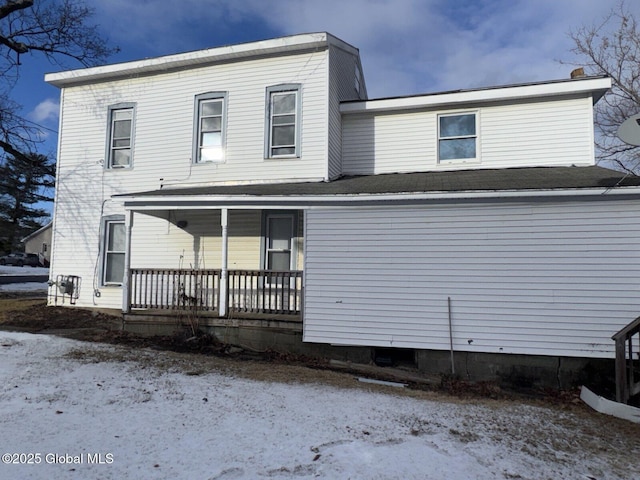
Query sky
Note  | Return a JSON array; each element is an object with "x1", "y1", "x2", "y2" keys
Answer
[{"x1": 9, "y1": 0, "x2": 640, "y2": 216}]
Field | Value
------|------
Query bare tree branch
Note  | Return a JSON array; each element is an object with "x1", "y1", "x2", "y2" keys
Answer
[
  {"x1": 565, "y1": 1, "x2": 640, "y2": 173},
  {"x1": 0, "y1": 0, "x2": 33, "y2": 21}
]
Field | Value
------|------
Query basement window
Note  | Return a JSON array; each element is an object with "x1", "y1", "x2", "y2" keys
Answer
[{"x1": 373, "y1": 348, "x2": 416, "y2": 368}]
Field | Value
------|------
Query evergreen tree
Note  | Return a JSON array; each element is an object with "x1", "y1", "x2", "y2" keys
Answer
[{"x1": 0, "y1": 153, "x2": 54, "y2": 252}]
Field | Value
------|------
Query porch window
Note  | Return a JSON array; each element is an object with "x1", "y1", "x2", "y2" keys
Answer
[
  {"x1": 106, "y1": 104, "x2": 135, "y2": 169},
  {"x1": 264, "y1": 213, "x2": 295, "y2": 271},
  {"x1": 438, "y1": 112, "x2": 478, "y2": 162},
  {"x1": 194, "y1": 92, "x2": 227, "y2": 163},
  {"x1": 265, "y1": 84, "x2": 301, "y2": 158},
  {"x1": 103, "y1": 219, "x2": 125, "y2": 285}
]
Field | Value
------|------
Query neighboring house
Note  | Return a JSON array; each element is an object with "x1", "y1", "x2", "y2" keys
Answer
[
  {"x1": 44, "y1": 32, "x2": 640, "y2": 390},
  {"x1": 21, "y1": 221, "x2": 52, "y2": 266}
]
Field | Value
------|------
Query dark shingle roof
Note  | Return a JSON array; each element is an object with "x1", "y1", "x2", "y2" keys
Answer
[{"x1": 119, "y1": 166, "x2": 640, "y2": 199}]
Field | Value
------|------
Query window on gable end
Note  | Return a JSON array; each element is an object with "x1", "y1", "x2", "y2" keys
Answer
[
  {"x1": 438, "y1": 112, "x2": 478, "y2": 163},
  {"x1": 265, "y1": 84, "x2": 301, "y2": 158},
  {"x1": 106, "y1": 104, "x2": 135, "y2": 169},
  {"x1": 194, "y1": 92, "x2": 227, "y2": 163}
]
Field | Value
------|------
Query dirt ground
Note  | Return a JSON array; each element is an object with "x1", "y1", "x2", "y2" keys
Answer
[
  {"x1": 0, "y1": 292, "x2": 635, "y2": 408},
  {"x1": 2, "y1": 292, "x2": 640, "y2": 473}
]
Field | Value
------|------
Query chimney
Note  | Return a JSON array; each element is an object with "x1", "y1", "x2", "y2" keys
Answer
[{"x1": 570, "y1": 67, "x2": 586, "y2": 79}]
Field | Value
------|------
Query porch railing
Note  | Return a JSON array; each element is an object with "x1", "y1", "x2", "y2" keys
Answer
[
  {"x1": 130, "y1": 269, "x2": 221, "y2": 311},
  {"x1": 612, "y1": 316, "x2": 640, "y2": 404},
  {"x1": 228, "y1": 270, "x2": 303, "y2": 315},
  {"x1": 129, "y1": 268, "x2": 302, "y2": 316}
]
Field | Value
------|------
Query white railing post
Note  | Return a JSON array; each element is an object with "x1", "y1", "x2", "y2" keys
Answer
[
  {"x1": 122, "y1": 210, "x2": 133, "y2": 313},
  {"x1": 219, "y1": 208, "x2": 228, "y2": 317}
]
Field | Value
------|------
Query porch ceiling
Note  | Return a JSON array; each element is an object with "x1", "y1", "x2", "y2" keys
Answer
[{"x1": 114, "y1": 166, "x2": 640, "y2": 208}]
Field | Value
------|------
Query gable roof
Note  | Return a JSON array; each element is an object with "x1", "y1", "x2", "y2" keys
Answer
[
  {"x1": 116, "y1": 166, "x2": 640, "y2": 208},
  {"x1": 20, "y1": 221, "x2": 52, "y2": 243}
]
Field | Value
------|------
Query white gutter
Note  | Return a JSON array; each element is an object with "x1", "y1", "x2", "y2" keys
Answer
[{"x1": 117, "y1": 186, "x2": 640, "y2": 210}]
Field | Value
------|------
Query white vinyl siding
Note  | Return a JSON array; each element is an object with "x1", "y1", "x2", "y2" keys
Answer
[
  {"x1": 56, "y1": 50, "x2": 329, "y2": 200},
  {"x1": 50, "y1": 50, "x2": 329, "y2": 308},
  {"x1": 303, "y1": 199, "x2": 640, "y2": 359},
  {"x1": 327, "y1": 45, "x2": 366, "y2": 180},
  {"x1": 128, "y1": 210, "x2": 262, "y2": 271},
  {"x1": 342, "y1": 95, "x2": 595, "y2": 175}
]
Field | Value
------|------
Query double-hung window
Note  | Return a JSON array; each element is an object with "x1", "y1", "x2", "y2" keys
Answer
[
  {"x1": 438, "y1": 112, "x2": 478, "y2": 163},
  {"x1": 107, "y1": 104, "x2": 135, "y2": 168},
  {"x1": 263, "y1": 212, "x2": 297, "y2": 286},
  {"x1": 265, "y1": 213, "x2": 295, "y2": 272},
  {"x1": 194, "y1": 92, "x2": 227, "y2": 163},
  {"x1": 265, "y1": 84, "x2": 301, "y2": 158},
  {"x1": 102, "y1": 218, "x2": 125, "y2": 285}
]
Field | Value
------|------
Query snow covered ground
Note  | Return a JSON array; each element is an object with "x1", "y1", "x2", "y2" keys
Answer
[
  {"x1": 0, "y1": 332, "x2": 637, "y2": 479},
  {"x1": 0, "y1": 265, "x2": 49, "y2": 292},
  {"x1": 0, "y1": 265, "x2": 49, "y2": 275},
  {"x1": 0, "y1": 282, "x2": 48, "y2": 292}
]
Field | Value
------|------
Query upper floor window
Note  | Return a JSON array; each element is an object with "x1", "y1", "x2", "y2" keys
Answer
[
  {"x1": 438, "y1": 112, "x2": 478, "y2": 162},
  {"x1": 106, "y1": 104, "x2": 135, "y2": 169},
  {"x1": 265, "y1": 84, "x2": 301, "y2": 158},
  {"x1": 194, "y1": 92, "x2": 227, "y2": 163}
]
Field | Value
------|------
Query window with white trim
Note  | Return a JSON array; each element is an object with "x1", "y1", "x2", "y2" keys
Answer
[
  {"x1": 264, "y1": 213, "x2": 295, "y2": 272},
  {"x1": 265, "y1": 85, "x2": 301, "y2": 158},
  {"x1": 438, "y1": 112, "x2": 478, "y2": 162},
  {"x1": 102, "y1": 219, "x2": 125, "y2": 285},
  {"x1": 106, "y1": 105, "x2": 135, "y2": 168},
  {"x1": 194, "y1": 92, "x2": 227, "y2": 163}
]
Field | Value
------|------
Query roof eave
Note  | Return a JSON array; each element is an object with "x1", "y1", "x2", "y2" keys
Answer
[
  {"x1": 45, "y1": 32, "x2": 343, "y2": 88},
  {"x1": 340, "y1": 76, "x2": 612, "y2": 114},
  {"x1": 118, "y1": 185, "x2": 640, "y2": 210}
]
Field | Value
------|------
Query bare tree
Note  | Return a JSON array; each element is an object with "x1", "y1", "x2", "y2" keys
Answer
[
  {"x1": 0, "y1": 0, "x2": 117, "y2": 166},
  {"x1": 568, "y1": 1, "x2": 640, "y2": 174}
]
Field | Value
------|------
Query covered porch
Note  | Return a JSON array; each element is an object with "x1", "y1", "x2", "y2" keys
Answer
[{"x1": 118, "y1": 203, "x2": 304, "y2": 322}]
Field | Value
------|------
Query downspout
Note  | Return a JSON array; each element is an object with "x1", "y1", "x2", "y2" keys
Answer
[
  {"x1": 219, "y1": 208, "x2": 228, "y2": 317},
  {"x1": 121, "y1": 209, "x2": 133, "y2": 313},
  {"x1": 448, "y1": 296, "x2": 455, "y2": 375}
]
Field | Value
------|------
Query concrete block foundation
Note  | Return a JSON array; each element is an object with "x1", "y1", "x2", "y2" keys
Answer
[{"x1": 122, "y1": 314, "x2": 615, "y2": 394}]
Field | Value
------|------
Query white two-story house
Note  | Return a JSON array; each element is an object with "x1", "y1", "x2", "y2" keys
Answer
[{"x1": 45, "y1": 32, "x2": 640, "y2": 393}]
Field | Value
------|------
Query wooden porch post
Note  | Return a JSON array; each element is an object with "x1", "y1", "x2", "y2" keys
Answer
[
  {"x1": 122, "y1": 209, "x2": 133, "y2": 314},
  {"x1": 615, "y1": 337, "x2": 628, "y2": 404},
  {"x1": 219, "y1": 208, "x2": 228, "y2": 317}
]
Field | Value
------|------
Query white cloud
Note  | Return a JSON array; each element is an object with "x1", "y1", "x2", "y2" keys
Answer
[
  {"x1": 84, "y1": 0, "x2": 640, "y2": 98},
  {"x1": 29, "y1": 98, "x2": 59, "y2": 123}
]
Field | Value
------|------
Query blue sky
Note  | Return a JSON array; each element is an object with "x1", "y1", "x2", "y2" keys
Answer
[{"x1": 10, "y1": 0, "x2": 639, "y2": 216}]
